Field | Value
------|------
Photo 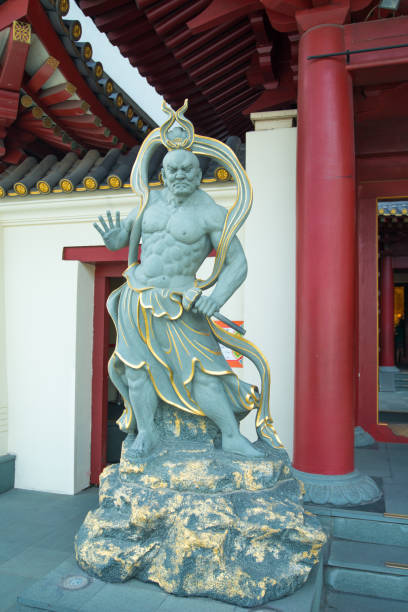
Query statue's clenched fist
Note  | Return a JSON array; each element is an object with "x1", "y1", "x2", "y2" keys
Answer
[{"x1": 193, "y1": 294, "x2": 221, "y2": 317}]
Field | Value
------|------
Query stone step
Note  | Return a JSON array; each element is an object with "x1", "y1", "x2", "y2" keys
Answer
[
  {"x1": 325, "y1": 590, "x2": 408, "y2": 612},
  {"x1": 316, "y1": 511, "x2": 408, "y2": 547},
  {"x1": 325, "y1": 567, "x2": 408, "y2": 602},
  {"x1": 325, "y1": 540, "x2": 408, "y2": 601}
]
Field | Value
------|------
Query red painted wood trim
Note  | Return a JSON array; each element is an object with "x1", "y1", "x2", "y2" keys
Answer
[
  {"x1": 0, "y1": 0, "x2": 29, "y2": 30},
  {"x1": 63, "y1": 245, "x2": 130, "y2": 263},
  {"x1": 0, "y1": 24, "x2": 31, "y2": 92},
  {"x1": 379, "y1": 255, "x2": 395, "y2": 367},
  {"x1": 359, "y1": 180, "x2": 408, "y2": 199},
  {"x1": 63, "y1": 245, "x2": 216, "y2": 263},
  {"x1": 357, "y1": 191, "x2": 408, "y2": 444},
  {"x1": 26, "y1": 57, "x2": 60, "y2": 94},
  {"x1": 365, "y1": 423, "x2": 408, "y2": 444}
]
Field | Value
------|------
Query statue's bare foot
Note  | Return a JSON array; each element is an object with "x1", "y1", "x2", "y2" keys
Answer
[
  {"x1": 130, "y1": 428, "x2": 160, "y2": 456},
  {"x1": 222, "y1": 433, "x2": 264, "y2": 458}
]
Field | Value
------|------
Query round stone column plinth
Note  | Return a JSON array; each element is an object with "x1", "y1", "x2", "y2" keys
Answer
[{"x1": 292, "y1": 468, "x2": 382, "y2": 506}]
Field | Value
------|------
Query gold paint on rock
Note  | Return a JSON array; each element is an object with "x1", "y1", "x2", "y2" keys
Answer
[
  {"x1": 140, "y1": 474, "x2": 168, "y2": 489},
  {"x1": 75, "y1": 408, "x2": 326, "y2": 605}
]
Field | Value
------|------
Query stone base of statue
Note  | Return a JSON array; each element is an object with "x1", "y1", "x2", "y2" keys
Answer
[{"x1": 75, "y1": 405, "x2": 326, "y2": 608}]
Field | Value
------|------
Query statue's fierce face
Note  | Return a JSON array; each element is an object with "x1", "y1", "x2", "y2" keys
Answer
[{"x1": 162, "y1": 149, "x2": 202, "y2": 198}]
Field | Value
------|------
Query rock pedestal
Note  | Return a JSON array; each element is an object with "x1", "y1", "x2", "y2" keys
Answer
[{"x1": 75, "y1": 405, "x2": 326, "y2": 608}]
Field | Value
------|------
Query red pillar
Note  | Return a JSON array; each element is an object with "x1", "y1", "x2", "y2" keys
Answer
[
  {"x1": 379, "y1": 254, "x2": 395, "y2": 367},
  {"x1": 293, "y1": 25, "x2": 355, "y2": 476}
]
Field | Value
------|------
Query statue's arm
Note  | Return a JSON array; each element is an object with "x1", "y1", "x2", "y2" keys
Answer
[
  {"x1": 210, "y1": 233, "x2": 248, "y2": 307},
  {"x1": 93, "y1": 207, "x2": 140, "y2": 251},
  {"x1": 193, "y1": 203, "x2": 247, "y2": 317}
]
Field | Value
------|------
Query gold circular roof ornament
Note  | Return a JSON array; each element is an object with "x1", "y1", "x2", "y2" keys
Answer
[
  {"x1": 127, "y1": 106, "x2": 134, "y2": 120},
  {"x1": 84, "y1": 177, "x2": 97, "y2": 190},
  {"x1": 59, "y1": 0, "x2": 69, "y2": 16},
  {"x1": 60, "y1": 179, "x2": 74, "y2": 192},
  {"x1": 14, "y1": 182, "x2": 27, "y2": 196},
  {"x1": 94, "y1": 62, "x2": 103, "y2": 79},
  {"x1": 137, "y1": 119, "x2": 144, "y2": 130},
  {"x1": 108, "y1": 175, "x2": 122, "y2": 189},
  {"x1": 21, "y1": 94, "x2": 33, "y2": 108},
  {"x1": 0, "y1": 186, "x2": 5, "y2": 198},
  {"x1": 71, "y1": 21, "x2": 82, "y2": 41},
  {"x1": 215, "y1": 167, "x2": 230, "y2": 181},
  {"x1": 105, "y1": 80, "x2": 113, "y2": 95},
  {"x1": 116, "y1": 93, "x2": 124, "y2": 108},
  {"x1": 32, "y1": 106, "x2": 43, "y2": 119},
  {"x1": 83, "y1": 43, "x2": 92, "y2": 61},
  {"x1": 37, "y1": 181, "x2": 51, "y2": 194}
]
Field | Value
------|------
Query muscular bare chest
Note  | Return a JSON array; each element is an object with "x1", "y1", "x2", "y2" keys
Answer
[{"x1": 141, "y1": 201, "x2": 204, "y2": 245}]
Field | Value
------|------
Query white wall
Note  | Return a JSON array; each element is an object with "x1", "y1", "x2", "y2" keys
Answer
[
  {"x1": 0, "y1": 225, "x2": 8, "y2": 455},
  {"x1": 0, "y1": 191, "x2": 132, "y2": 493},
  {"x1": 244, "y1": 123, "x2": 297, "y2": 458},
  {"x1": 0, "y1": 186, "x2": 238, "y2": 493}
]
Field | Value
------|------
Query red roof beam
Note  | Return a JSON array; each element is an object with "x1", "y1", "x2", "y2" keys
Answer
[
  {"x1": 0, "y1": 21, "x2": 31, "y2": 92},
  {"x1": 136, "y1": 54, "x2": 177, "y2": 73},
  {"x1": 210, "y1": 81, "x2": 252, "y2": 104},
  {"x1": 0, "y1": 0, "x2": 29, "y2": 30},
  {"x1": 106, "y1": 18, "x2": 149, "y2": 46},
  {"x1": 165, "y1": 27, "x2": 194, "y2": 49},
  {"x1": 188, "y1": 39, "x2": 255, "y2": 79},
  {"x1": 187, "y1": 0, "x2": 262, "y2": 34},
  {"x1": 0, "y1": 90, "x2": 21, "y2": 130},
  {"x1": 181, "y1": 23, "x2": 252, "y2": 69},
  {"x1": 25, "y1": 56, "x2": 60, "y2": 94},
  {"x1": 77, "y1": 137, "x2": 118, "y2": 149},
  {"x1": 95, "y1": 6, "x2": 142, "y2": 32},
  {"x1": 138, "y1": 0, "x2": 166, "y2": 7},
  {"x1": 38, "y1": 82, "x2": 78, "y2": 106},
  {"x1": 49, "y1": 100, "x2": 91, "y2": 117},
  {"x1": 20, "y1": 87, "x2": 88, "y2": 151},
  {"x1": 154, "y1": 0, "x2": 210, "y2": 37},
  {"x1": 143, "y1": 76, "x2": 193, "y2": 94},
  {"x1": 80, "y1": 0, "x2": 130, "y2": 18},
  {"x1": 117, "y1": 32, "x2": 164, "y2": 56},
  {"x1": 172, "y1": 23, "x2": 232, "y2": 58},
  {"x1": 195, "y1": 50, "x2": 254, "y2": 87},
  {"x1": 15, "y1": 124, "x2": 74, "y2": 151},
  {"x1": 58, "y1": 123, "x2": 113, "y2": 141},
  {"x1": 204, "y1": 70, "x2": 250, "y2": 96},
  {"x1": 145, "y1": 0, "x2": 189, "y2": 22},
  {"x1": 215, "y1": 88, "x2": 257, "y2": 114}
]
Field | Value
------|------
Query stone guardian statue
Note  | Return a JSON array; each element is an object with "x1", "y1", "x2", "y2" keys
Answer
[{"x1": 76, "y1": 101, "x2": 326, "y2": 608}]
